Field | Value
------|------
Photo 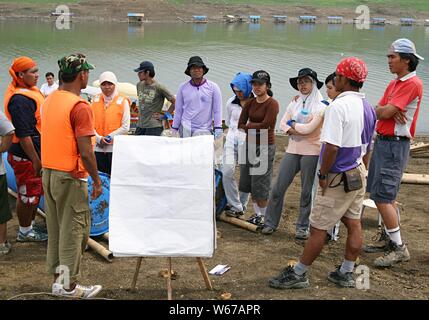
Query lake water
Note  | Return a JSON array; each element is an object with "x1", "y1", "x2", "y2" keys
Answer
[{"x1": 1, "y1": 21, "x2": 428, "y2": 132}]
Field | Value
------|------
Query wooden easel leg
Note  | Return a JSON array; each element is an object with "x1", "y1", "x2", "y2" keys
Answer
[
  {"x1": 131, "y1": 257, "x2": 143, "y2": 290},
  {"x1": 167, "y1": 257, "x2": 173, "y2": 300},
  {"x1": 196, "y1": 258, "x2": 213, "y2": 290}
]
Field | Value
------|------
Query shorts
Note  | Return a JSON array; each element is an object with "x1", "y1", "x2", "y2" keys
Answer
[
  {"x1": 239, "y1": 144, "x2": 276, "y2": 200},
  {"x1": 0, "y1": 174, "x2": 12, "y2": 224},
  {"x1": 366, "y1": 138, "x2": 409, "y2": 203},
  {"x1": 7, "y1": 154, "x2": 43, "y2": 206},
  {"x1": 309, "y1": 165, "x2": 366, "y2": 231}
]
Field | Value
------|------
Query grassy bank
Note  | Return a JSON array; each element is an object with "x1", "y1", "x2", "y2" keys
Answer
[{"x1": 169, "y1": 0, "x2": 429, "y2": 12}]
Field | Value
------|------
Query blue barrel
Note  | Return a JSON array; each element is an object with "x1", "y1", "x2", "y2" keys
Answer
[
  {"x1": 2, "y1": 152, "x2": 109, "y2": 236},
  {"x1": 87, "y1": 172, "x2": 110, "y2": 236}
]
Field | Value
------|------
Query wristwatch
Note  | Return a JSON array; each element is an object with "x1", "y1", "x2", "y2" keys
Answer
[{"x1": 317, "y1": 170, "x2": 327, "y2": 180}]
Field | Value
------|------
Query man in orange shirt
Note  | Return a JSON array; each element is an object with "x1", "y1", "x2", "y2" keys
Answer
[
  {"x1": 3, "y1": 56, "x2": 47, "y2": 242},
  {"x1": 42, "y1": 54, "x2": 102, "y2": 298}
]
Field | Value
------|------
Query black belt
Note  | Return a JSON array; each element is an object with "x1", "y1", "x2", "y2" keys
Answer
[{"x1": 377, "y1": 134, "x2": 409, "y2": 142}]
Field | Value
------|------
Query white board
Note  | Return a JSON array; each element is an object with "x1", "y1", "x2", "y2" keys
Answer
[{"x1": 109, "y1": 135, "x2": 215, "y2": 257}]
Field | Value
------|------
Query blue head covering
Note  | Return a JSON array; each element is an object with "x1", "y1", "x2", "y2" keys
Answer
[{"x1": 230, "y1": 72, "x2": 253, "y2": 99}]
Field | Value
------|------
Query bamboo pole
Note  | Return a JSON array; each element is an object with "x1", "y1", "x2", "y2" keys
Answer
[
  {"x1": 102, "y1": 232, "x2": 109, "y2": 242},
  {"x1": 196, "y1": 258, "x2": 213, "y2": 290},
  {"x1": 87, "y1": 238, "x2": 113, "y2": 262},
  {"x1": 401, "y1": 173, "x2": 429, "y2": 185},
  {"x1": 218, "y1": 212, "x2": 260, "y2": 232}
]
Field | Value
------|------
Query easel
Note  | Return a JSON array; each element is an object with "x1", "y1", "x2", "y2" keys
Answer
[{"x1": 131, "y1": 257, "x2": 213, "y2": 300}]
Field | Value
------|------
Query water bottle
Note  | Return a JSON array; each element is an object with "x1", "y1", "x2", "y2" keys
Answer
[
  {"x1": 295, "y1": 109, "x2": 309, "y2": 124},
  {"x1": 104, "y1": 135, "x2": 112, "y2": 144}
]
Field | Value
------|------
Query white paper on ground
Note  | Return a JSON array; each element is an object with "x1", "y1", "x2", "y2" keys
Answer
[
  {"x1": 209, "y1": 264, "x2": 231, "y2": 276},
  {"x1": 109, "y1": 135, "x2": 215, "y2": 257}
]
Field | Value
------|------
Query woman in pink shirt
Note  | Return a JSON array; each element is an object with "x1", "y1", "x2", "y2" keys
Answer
[{"x1": 262, "y1": 68, "x2": 325, "y2": 240}]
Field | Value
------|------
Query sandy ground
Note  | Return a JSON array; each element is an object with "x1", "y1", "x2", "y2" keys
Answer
[
  {"x1": 1, "y1": 135, "x2": 428, "y2": 300},
  {"x1": 0, "y1": 0, "x2": 428, "y2": 24}
]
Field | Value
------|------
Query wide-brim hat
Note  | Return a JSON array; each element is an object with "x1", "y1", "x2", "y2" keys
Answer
[
  {"x1": 289, "y1": 68, "x2": 323, "y2": 91},
  {"x1": 185, "y1": 56, "x2": 209, "y2": 76}
]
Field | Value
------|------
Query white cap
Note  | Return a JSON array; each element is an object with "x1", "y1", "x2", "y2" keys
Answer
[
  {"x1": 99, "y1": 71, "x2": 118, "y2": 86},
  {"x1": 389, "y1": 38, "x2": 424, "y2": 60}
]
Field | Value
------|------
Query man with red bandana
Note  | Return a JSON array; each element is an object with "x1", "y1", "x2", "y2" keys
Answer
[
  {"x1": 3, "y1": 57, "x2": 47, "y2": 242},
  {"x1": 268, "y1": 57, "x2": 376, "y2": 289},
  {"x1": 366, "y1": 38, "x2": 424, "y2": 267}
]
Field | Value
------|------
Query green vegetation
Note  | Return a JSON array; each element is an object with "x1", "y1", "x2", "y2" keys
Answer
[{"x1": 169, "y1": 0, "x2": 429, "y2": 12}]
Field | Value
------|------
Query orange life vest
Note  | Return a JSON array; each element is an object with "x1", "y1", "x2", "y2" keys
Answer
[
  {"x1": 91, "y1": 94, "x2": 129, "y2": 137},
  {"x1": 3, "y1": 85, "x2": 44, "y2": 144},
  {"x1": 41, "y1": 90, "x2": 93, "y2": 178}
]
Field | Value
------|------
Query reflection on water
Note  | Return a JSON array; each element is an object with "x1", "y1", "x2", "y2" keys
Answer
[{"x1": 0, "y1": 21, "x2": 428, "y2": 132}]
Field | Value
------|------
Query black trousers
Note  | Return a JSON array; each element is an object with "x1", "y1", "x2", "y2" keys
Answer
[{"x1": 95, "y1": 152, "x2": 113, "y2": 175}]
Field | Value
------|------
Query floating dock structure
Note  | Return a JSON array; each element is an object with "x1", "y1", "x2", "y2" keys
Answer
[{"x1": 299, "y1": 15, "x2": 316, "y2": 24}]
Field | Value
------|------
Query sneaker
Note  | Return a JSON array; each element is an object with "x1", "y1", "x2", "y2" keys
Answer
[
  {"x1": 261, "y1": 225, "x2": 275, "y2": 235},
  {"x1": 247, "y1": 214, "x2": 264, "y2": 226},
  {"x1": 327, "y1": 267, "x2": 355, "y2": 288},
  {"x1": 17, "y1": 229, "x2": 48, "y2": 242},
  {"x1": 0, "y1": 241, "x2": 12, "y2": 256},
  {"x1": 268, "y1": 266, "x2": 310, "y2": 289},
  {"x1": 52, "y1": 283, "x2": 102, "y2": 299},
  {"x1": 33, "y1": 223, "x2": 48, "y2": 235},
  {"x1": 363, "y1": 229, "x2": 390, "y2": 253},
  {"x1": 295, "y1": 229, "x2": 309, "y2": 240},
  {"x1": 225, "y1": 208, "x2": 244, "y2": 218},
  {"x1": 374, "y1": 241, "x2": 410, "y2": 268}
]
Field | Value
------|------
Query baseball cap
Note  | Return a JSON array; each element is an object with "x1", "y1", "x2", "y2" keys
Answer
[
  {"x1": 58, "y1": 53, "x2": 95, "y2": 75},
  {"x1": 134, "y1": 61, "x2": 155, "y2": 73},
  {"x1": 389, "y1": 38, "x2": 424, "y2": 60},
  {"x1": 250, "y1": 70, "x2": 270, "y2": 84}
]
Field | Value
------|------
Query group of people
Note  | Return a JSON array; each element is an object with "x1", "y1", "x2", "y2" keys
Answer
[{"x1": 0, "y1": 36, "x2": 424, "y2": 297}]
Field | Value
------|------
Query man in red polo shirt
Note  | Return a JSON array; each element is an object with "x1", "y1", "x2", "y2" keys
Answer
[{"x1": 366, "y1": 38, "x2": 424, "y2": 267}]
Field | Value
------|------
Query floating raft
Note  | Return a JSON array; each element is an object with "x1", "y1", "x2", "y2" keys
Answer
[
  {"x1": 127, "y1": 13, "x2": 145, "y2": 23},
  {"x1": 371, "y1": 17, "x2": 386, "y2": 25},
  {"x1": 193, "y1": 15, "x2": 208, "y2": 23},
  {"x1": 327, "y1": 16, "x2": 343, "y2": 24},
  {"x1": 400, "y1": 18, "x2": 415, "y2": 26},
  {"x1": 299, "y1": 15, "x2": 316, "y2": 24},
  {"x1": 249, "y1": 15, "x2": 261, "y2": 23},
  {"x1": 273, "y1": 15, "x2": 287, "y2": 23}
]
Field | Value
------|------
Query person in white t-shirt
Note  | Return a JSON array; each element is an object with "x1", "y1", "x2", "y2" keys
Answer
[
  {"x1": 222, "y1": 72, "x2": 253, "y2": 217},
  {"x1": 40, "y1": 72, "x2": 59, "y2": 97}
]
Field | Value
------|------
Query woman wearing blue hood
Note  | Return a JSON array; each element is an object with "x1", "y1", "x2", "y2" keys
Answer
[{"x1": 221, "y1": 72, "x2": 253, "y2": 217}]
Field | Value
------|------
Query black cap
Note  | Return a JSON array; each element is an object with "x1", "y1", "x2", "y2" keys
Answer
[
  {"x1": 250, "y1": 70, "x2": 271, "y2": 84},
  {"x1": 185, "y1": 56, "x2": 209, "y2": 76},
  {"x1": 289, "y1": 68, "x2": 323, "y2": 91},
  {"x1": 134, "y1": 61, "x2": 155, "y2": 73}
]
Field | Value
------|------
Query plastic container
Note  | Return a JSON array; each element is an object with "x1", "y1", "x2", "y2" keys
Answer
[{"x1": 3, "y1": 152, "x2": 109, "y2": 236}]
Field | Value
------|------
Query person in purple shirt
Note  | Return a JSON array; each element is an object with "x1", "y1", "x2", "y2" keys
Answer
[{"x1": 171, "y1": 56, "x2": 222, "y2": 138}]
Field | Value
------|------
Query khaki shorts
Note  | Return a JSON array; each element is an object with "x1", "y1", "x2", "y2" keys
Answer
[{"x1": 310, "y1": 165, "x2": 366, "y2": 231}]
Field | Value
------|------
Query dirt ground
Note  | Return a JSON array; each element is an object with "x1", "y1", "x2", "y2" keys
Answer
[
  {"x1": 0, "y1": 0, "x2": 428, "y2": 23},
  {"x1": 0, "y1": 135, "x2": 428, "y2": 300}
]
